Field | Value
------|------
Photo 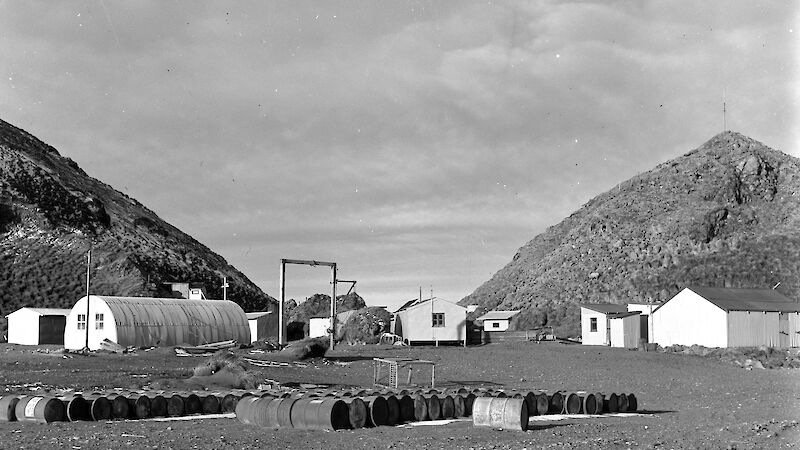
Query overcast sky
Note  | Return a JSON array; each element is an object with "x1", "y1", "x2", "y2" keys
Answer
[{"x1": 1, "y1": 1, "x2": 797, "y2": 310}]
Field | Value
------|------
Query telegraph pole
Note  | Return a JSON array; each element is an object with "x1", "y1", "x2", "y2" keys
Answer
[{"x1": 84, "y1": 249, "x2": 92, "y2": 349}]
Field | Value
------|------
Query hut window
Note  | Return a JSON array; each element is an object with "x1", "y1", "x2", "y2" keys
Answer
[
  {"x1": 590, "y1": 317, "x2": 598, "y2": 332},
  {"x1": 77, "y1": 314, "x2": 86, "y2": 330},
  {"x1": 432, "y1": 313, "x2": 445, "y2": 327},
  {"x1": 95, "y1": 313, "x2": 104, "y2": 330},
  {"x1": 492, "y1": 322, "x2": 500, "y2": 328}
]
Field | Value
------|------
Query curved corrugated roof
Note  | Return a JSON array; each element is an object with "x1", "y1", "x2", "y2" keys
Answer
[{"x1": 95, "y1": 296, "x2": 250, "y2": 347}]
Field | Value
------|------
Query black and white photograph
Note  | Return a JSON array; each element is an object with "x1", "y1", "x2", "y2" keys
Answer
[{"x1": 0, "y1": 1, "x2": 797, "y2": 448}]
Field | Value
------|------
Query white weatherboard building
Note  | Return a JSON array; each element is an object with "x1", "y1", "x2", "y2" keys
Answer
[
  {"x1": 608, "y1": 312, "x2": 642, "y2": 348},
  {"x1": 246, "y1": 311, "x2": 278, "y2": 343},
  {"x1": 64, "y1": 296, "x2": 251, "y2": 350},
  {"x1": 5, "y1": 307, "x2": 71, "y2": 345},
  {"x1": 475, "y1": 310, "x2": 520, "y2": 332},
  {"x1": 392, "y1": 297, "x2": 467, "y2": 345},
  {"x1": 580, "y1": 304, "x2": 629, "y2": 346},
  {"x1": 653, "y1": 287, "x2": 800, "y2": 348}
]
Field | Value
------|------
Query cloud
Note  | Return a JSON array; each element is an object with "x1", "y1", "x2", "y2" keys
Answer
[{"x1": 0, "y1": 1, "x2": 796, "y2": 308}]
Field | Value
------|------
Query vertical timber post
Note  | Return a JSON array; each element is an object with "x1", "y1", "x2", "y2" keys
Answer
[
  {"x1": 330, "y1": 263, "x2": 337, "y2": 350},
  {"x1": 279, "y1": 259, "x2": 286, "y2": 346},
  {"x1": 85, "y1": 250, "x2": 91, "y2": 349}
]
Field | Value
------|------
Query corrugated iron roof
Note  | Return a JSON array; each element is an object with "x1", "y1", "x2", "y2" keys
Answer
[
  {"x1": 395, "y1": 297, "x2": 465, "y2": 313},
  {"x1": 395, "y1": 298, "x2": 420, "y2": 313},
  {"x1": 580, "y1": 303, "x2": 628, "y2": 314},
  {"x1": 6, "y1": 307, "x2": 71, "y2": 317},
  {"x1": 246, "y1": 312, "x2": 272, "y2": 319},
  {"x1": 687, "y1": 286, "x2": 800, "y2": 312},
  {"x1": 475, "y1": 310, "x2": 521, "y2": 321},
  {"x1": 608, "y1": 311, "x2": 641, "y2": 319}
]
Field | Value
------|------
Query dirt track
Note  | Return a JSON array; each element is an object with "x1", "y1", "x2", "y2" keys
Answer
[{"x1": 1, "y1": 342, "x2": 798, "y2": 449}]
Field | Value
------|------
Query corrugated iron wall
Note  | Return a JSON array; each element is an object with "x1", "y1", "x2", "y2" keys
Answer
[
  {"x1": 727, "y1": 311, "x2": 780, "y2": 348},
  {"x1": 788, "y1": 312, "x2": 800, "y2": 348}
]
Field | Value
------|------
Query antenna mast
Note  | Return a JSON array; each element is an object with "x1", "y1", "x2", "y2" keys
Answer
[{"x1": 722, "y1": 88, "x2": 727, "y2": 132}]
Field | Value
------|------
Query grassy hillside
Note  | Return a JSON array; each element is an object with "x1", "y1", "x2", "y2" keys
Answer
[
  {"x1": 460, "y1": 132, "x2": 800, "y2": 336},
  {"x1": 0, "y1": 118, "x2": 275, "y2": 337}
]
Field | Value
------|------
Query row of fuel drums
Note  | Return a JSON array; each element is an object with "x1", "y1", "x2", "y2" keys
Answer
[
  {"x1": 473, "y1": 391, "x2": 640, "y2": 432},
  {"x1": 235, "y1": 390, "x2": 479, "y2": 431},
  {"x1": 474, "y1": 389, "x2": 639, "y2": 416},
  {"x1": 0, "y1": 391, "x2": 242, "y2": 424}
]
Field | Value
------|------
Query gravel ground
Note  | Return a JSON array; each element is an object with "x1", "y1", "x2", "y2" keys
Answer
[{"x1": 1, "y1": 341, "x2": 798, "y2": 449}]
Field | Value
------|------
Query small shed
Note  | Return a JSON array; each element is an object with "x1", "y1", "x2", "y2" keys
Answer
[
  {"x1": 627, "y1": 303, "x2": 659, "y2": 342},
  {"x1": 392, "y1": 297, "x2": 467, "y2": 346},
  {"x1": 653, "y1": 287, "x2": 800, "y2": 348},
  {"x1": 580, "y1": 303, "x2": 628, "y2": 346},
  {"x1": 475, "y1": 310, "x2": 520, "y2": 332},
  {"x1": 6, "y1": 307, "x2": 71, "y2": 345},
  {"x1": 308, "y1": 310, "x2": 358, "y2": 340},
  {"x1": 609, "y1": 312, "x2": 642, "y2": 348},
  {"x1": 309, "y1": 315, "x2": 330, "y2": 339},
  {"x1": 246, "y1": 311, "x2": 278, "y2": 343},
  {"x1": 64, "y1": 296, "x2": 250, "y2": 350}
]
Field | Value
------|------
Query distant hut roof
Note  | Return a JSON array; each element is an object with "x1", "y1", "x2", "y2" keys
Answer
[
  {"x1": 475, "y1": 310, "x2": 521, "y2": 321},
  {"x1": 5, "y1": 307, "x2": 71, "y2": 317},
  {"x1": 580, "y1": 304, "x2": 628, "y2": 314}
]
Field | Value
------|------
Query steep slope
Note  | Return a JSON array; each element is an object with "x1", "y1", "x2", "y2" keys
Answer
[
  {"x1": 0, "y1": 118, "x2": 275, "y2": 335},
  {"x1": 460, "y1": 132, "x2": 800, "y2": 336}
]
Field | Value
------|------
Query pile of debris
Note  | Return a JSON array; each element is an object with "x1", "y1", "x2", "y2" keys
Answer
[{"x1": 661, "y1": 344, "x2": 800, "y2": 369}]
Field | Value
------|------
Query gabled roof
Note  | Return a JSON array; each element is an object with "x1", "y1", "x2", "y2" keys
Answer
[
  {"x1": 685, "y1": 286, "x2": 800, "y2": 313},
  {"x1": 580, "y1": 303, "x2": 628, "y2": 314},
  {"x1": 5, "y1": 307, "x2": 71, "y2": 318},
  {"x1": 396, "y1": 297, "x2": 465, "y2": 313},
  {"x1": 246, "y1": 312, "x2": 272, "y2": 320},
  {"x1": 475, "y1": 310, "x2": 521, "y2": 321},
  {"x1": 395, "y1": 298, "x2": 420, "y2": 313},
  {"x1": 608, "y1": 311, "x2": 641, "y2": 319}
]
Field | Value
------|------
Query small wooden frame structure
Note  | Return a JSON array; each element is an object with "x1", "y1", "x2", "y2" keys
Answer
[
  {"x1": 278, "y1": 259, "x2": 337, "y2": 349},
  {"x1": 373, "y1": 357, "x2": 435, "y2": 389}
]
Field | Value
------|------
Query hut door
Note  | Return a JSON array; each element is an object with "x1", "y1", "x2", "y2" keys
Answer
[
  {"x1": 38, "y1": 316, "x2": 67, "y2": 345},
  {"x1": 779, "y1": 313, "x2": 789, "y2": 348}
]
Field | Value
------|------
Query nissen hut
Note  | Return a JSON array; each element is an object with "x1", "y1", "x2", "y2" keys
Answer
[{"x1": 64, "y1": 296, "x2": 251, "y2": 350}]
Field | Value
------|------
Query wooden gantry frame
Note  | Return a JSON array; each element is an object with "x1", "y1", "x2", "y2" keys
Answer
[{"x1": 278, "y1": 259, "x2": 338, "y2": 350}]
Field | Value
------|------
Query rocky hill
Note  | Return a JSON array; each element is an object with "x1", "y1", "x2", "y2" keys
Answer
[
  {"x1": 460, "y1": 132, "x2": 800, "y2": 336},
  {"x1": 0, "y1": 118, "x2": 275, "y2": 336}
]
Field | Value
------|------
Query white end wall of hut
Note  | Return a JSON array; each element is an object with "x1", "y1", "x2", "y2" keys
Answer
[
  {"x1": 395, "y1": 300, "x2": 466, "y2": 344},
  {"x1": 309, "y1": 318, "x2": 330, "y2": 338},
  {"x1": 6, "y1": 309, "x2": 40, "y2": 345},
  {"x1": 580, "y1": 308, "x2": 609, "y2": 345},
  {"x1": 482, "y1": 319, "x2": 511, "y2": 332},
  {"x1": 652, "y1": 289, "x2": 727, "y2": 347},
  {"x1": 248, "y1": 320, "x2": 258, "y2": 343},
  {"x1": 65, "y1": 296, "x2": 117, "y2": 350}
]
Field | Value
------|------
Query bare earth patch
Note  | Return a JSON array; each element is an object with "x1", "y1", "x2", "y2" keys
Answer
[{"x1": 1, "y1": 342, "x2": 798, "y2": 449}]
